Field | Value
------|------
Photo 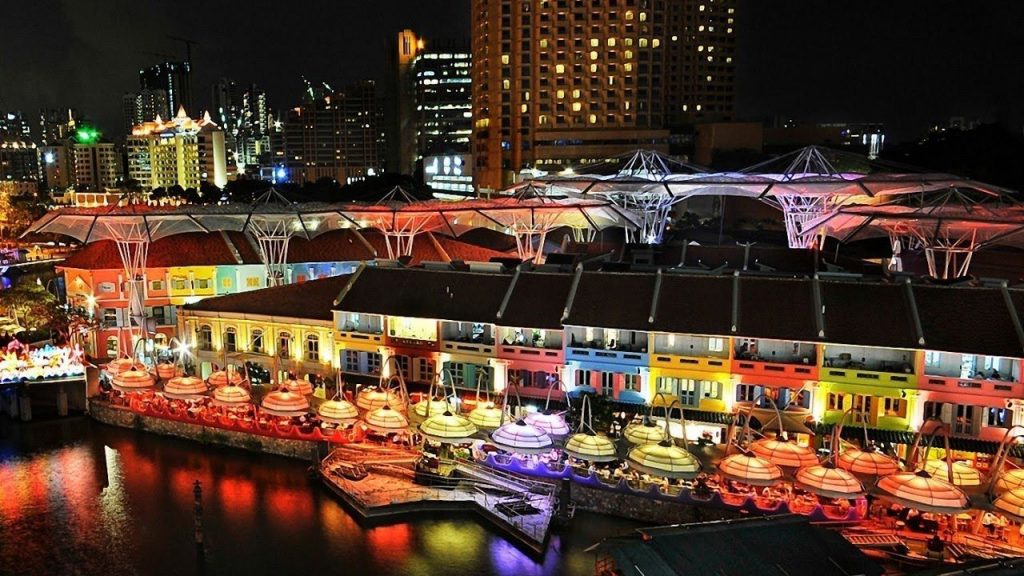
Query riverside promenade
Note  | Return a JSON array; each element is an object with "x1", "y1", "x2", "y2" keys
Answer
[{"x1": 320, "y1": 446, "x2": 556, "y2": 555}]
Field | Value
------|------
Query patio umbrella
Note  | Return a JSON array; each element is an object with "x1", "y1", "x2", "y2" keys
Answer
[
  {"x1": 923, "y1": 459, "x2": 983, "y2": 488},
  {"x1": 162, "y1": 375, "x2": 208, "y2": 400},
  {"x1": 563, "y1": 432, "x2": 619, "y2": 463},
  {"x1": 524, "y1": 411, "x2": 571, "y2": 437},
  {"x1": 363, "y1": 405, "x2": 409, "y2": 434},
  {"x1": 718, "y1": 453, "x2": 784, "y2": 487},
  {"x1": 412, "y1": 397, "x2": 453, "y2": 422},
  {"x1": 419, "y1": 411, "x2": 478, "y2": 444},
  {"x1": 491, "y1": 419, "x2": 553, "y2": 455},
  {"x1": 874, "y1": 470, "x2": 969, "y2": 514},
  {"x1": 795, "y1": 463, "x2": 865, "y2": 499},
  {"x1": 750, "y1": 438, "x2": 819, "y2": 469},
  {"x1": 318, "y1": 397, "x2": 359, "y2": 425},
  {"x1": 211, "y1": 382, "x2": 251, "y2": 407},
  {"x1": 260, "y1": 387, "x2": 310, "y2": 417},
  {"x1": 627, "y1": 440, "x2": 701, "y2": 480}
]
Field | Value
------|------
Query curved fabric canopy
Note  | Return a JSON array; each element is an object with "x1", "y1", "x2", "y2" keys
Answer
[
  {"x1": 318, "y1": 398, "x2": 359, "y2": 424},
  {"x1": 624, "y1": 419, "x2": 669, "y2": 446},
  {"x1": 419, "y1": 411, "x2": 478, "y2": 444},
  {"x1": 363, "y1": 405, "x2": 409, "y2": 433},
  {"x1": 467, "y1": 402, "x2": 504, "y2": 430},
  {"x1": 749, "y1": 438, "x2": 819, "y2": 469},
  {"x1": 284, "y1": 378, "x2": 314, "y2": 396},
  {"x1": 563, "y1": 432, "x2": 619, "y2": 463},
  {"x1": 718, "y1": 454, "x2": 783, "y2": 487},
  {"x1": 524, "y1": 411, "x2": 571, "y2": 437},
  {"x1": 162, "y1": 375, "x2": 208, "y2": 399},
  {"x1": 261, "y1": 388, "x2": 310, "y2": 417},
  {"x1": 923, "y1": 459, "x2": 983, "y2": 487},
  {"x1": 355, "y1": 387, "x2": 402, "y2": 412},
  {"x1": 836, "y1": 448, "x2": 901, "y2": 479},
  {"x1": 207, "y1": 369, "x2": 243, "y2": 388},
  {"x1": 412, "y1": 397, "x2": 453, "y2": 421},
  {"x1": 212, "y1": 383, "x2": 251, "y2": 406},
  {"x1": 112, "y1": 366, "x2": 155, "y2": 391},
  {"x1": 24, "y1": 203, "x2": 211, "y2": 243},
  {"x1": 994, "y1": 488, "x2": 1024, "y2": 522},
  {"x1": 994, "y1": 469, "x2": 1024, "y2": 496},
  {"x1": 874, "y1": 470, "x2": 969, "y2": 514},
  {"x1": 491, "y1": 419, "x2": 553, "y2": 454},
  {"x1": 626, "y1": 440, "x2": 701, "y2": 479},
  {"x1": 795, "y1": 464, "x2": 864, "y2": 499}
]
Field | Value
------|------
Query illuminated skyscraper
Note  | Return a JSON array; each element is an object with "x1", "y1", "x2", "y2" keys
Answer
[
  {"x1": 389, "y1": 31, "x2": 472, "y2": 176},
  {"x1": 122, "y1": 89, "x2": 170, "y2": 134},
  {"x1": 71, "y1": 128, "x2": 121, "y2": 192},
  {"x1": 282, "y1": 80, "x2": 385, "y2": 185},
  {"x1": 139, "y1": 61, "x2": 192, "y2": 117},
  {"x1": 471, "y1": 0, "x2": 737, "y2": 189},
  {"x1": 126, "y1": 108, "x2": 226, "y2": 190}
]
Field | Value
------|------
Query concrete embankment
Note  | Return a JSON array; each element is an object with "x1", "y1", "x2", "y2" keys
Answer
[{"x1": 90, "y1": 401, "x2": 319, "y2": 460}]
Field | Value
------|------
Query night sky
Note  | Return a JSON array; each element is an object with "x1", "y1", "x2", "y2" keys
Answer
[{"x1": 0, "y1": 0, "x2": 1021, "y2": 142}]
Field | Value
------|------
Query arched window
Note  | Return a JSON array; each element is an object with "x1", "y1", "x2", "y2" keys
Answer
[
  {"x1": 224, "y1": 327, "x2": 237, "y2": 352},
  {"x1": 305, "y1": 334, "x2": 319, "y2": 362},
  {"x1": 251, "y1": 329, "x2": 264, "y2": 354},
  {"x1": 198, "y1": 325, "x2": 213, "y2": 351},
  {"x1": 106, "y1": 336, "x2": 119, "y2": 357},
  {"x1": 278, "y1": 332, "x2": 291, "y2": 359}
]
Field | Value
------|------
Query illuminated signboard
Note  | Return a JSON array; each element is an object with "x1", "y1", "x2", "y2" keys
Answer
[{"x1": 424, "y1": 154, "x2": 472, "y2": 193}]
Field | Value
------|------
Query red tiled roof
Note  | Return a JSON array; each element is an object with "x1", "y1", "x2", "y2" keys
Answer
[
  {"x1": 183, "y1": 274, "x2": 351, "y2": 321},
  {"x1": 60, "y1": 232, "x2": 244, "y2": 269}
]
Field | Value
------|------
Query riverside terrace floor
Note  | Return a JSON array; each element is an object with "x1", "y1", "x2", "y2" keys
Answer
[{"x1": 320, "y1": 446, "x2": 556, "y2": 555}]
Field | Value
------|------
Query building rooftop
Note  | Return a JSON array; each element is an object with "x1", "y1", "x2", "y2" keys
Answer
[
  {"x1": 590, "y1": 515, "x2": 883, "y2": 576},
  {"x1": 183, "y1": 274, "x2": 352, "y2": 321}
]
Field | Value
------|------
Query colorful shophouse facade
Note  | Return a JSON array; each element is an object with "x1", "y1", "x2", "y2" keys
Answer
[{"x1": 177, "y1": 262, "x2": 1024, "y2": 460}]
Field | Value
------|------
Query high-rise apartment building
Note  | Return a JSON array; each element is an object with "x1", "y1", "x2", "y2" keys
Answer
[
  {"x1": 126, "y1": 108, "x2": 226, "y2": 190},
  {"x1": 471, "y1": 0, "x2": 736, "y2": 189},
  {"x1": 72, "y1": 140, "x2": 122, "y2": 191},
  {"x1": 0, "y1": 111, "x2": 32, "y2": 140},
  {"x1": 122, "y1": 89, "x2": 170, "y2": 134},
  {"x1": 211, "y1": 79, "x2": 272, "y2": 174},
  {"x1": 39, "y1": 144, "x2": 74, "y2": 191},
  {"x1": 139, "y1": 61, "x2": 192, "y2": 117},
  {"x1": 282, "y1": 80, "x2": 385, "y2": 185},
  {"x1": 389, "y1": 30, "x2": 473, "y2": 175}
]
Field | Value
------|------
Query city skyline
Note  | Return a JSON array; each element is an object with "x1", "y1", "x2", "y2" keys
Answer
[{"x1": 0, "y1": 1, "x2": 1021, "y2": 142}]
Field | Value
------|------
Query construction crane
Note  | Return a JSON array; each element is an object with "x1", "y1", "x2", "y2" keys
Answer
[{"x1": 167, "y1": 35, "x2": 198, "y2": 63}]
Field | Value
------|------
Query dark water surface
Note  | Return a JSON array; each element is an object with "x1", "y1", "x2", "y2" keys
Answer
[{"x1": 0, "y1": 417, "x2": 645, "y2": 576}]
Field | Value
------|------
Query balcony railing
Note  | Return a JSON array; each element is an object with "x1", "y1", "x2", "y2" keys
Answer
[
  {"x1": 498, "y1": 344, "x2": 563, "y2": 362},
  {"x1": 337, "y1": 328, "x2": 384, "y2": 344},
  {"x1": 441, "y1": 338, "x2": 496, "y2": 355},
  {"x1": 733, "y1": 357, "x2": 817, "y2": 380},
  {"x1": 920, "y1": 374, "x2": 1020, "y2": 397},
  {"x1": 650, "y1": 353, "x2": 729, "y2": 372},
  {"x1": 820, "y1": 364, "x2": 915, "y2": 387},
  {"x1": 567, "y1": 342, "x2": 647, "y2": 365}
]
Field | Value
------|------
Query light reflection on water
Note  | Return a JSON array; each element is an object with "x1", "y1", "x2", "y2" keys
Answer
[{"x1": 0, "y1": 418, "x2": 645, "y2": 576}]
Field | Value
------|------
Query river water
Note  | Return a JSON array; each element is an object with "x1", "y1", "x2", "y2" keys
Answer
[{"x1": 0, "y1": 417, "x2": 645, "y2": 576}]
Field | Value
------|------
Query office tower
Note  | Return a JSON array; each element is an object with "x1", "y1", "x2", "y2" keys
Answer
[
  {"x1": 211, "y1": 79, "x2": 272, "y2": 173},
  {"x1": 390, "y1": 30, "x2": 473, "y2": 176},
  {"x1": 471, "y1": 0, "x2": 737, "y2": 189},
  {"x1": 126, "y1": 107, "x2": 226, "y2": 190},
  {"x1": 282, "y1": 80, "x2": 385, "y2": 185},
  {"x1": 123, "y1": 89, "x2": 170, "y2": 134},
  {"x1": 139, "y1": 61, "x2": 192, "y2": 117}
]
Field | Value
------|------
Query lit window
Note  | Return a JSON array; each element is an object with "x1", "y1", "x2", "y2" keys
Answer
[
  {"x1": 555, "y1": 64, "x2": 565, "y2": 74},
  {"x1": 305, "y1": 334, "x2": 319, "y2": 361}
]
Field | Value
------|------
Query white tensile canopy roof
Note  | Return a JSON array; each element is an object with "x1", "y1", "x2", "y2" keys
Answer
[{"x1": 803, "y1": 187, "x2": 1024, "y2": 279}]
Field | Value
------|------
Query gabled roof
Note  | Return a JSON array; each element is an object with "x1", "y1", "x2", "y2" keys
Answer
[
  {"x1": 334, "y1": 266, "x2": 513, "y2": 323},
  {"x1": 821, "y1": 280, "x2": 919, "y2": 349},
  {"x1": 60, "y1": 232, "x2": 257, "y2": 269},
  {"x1": 183, "y1": 274, "x2": 351, "y2": 321},
  {"x1": 737, "y1": 277, "x2": 817, "y2": 341},
  {"x1": 918, "y1": 284, "x2": 1023, "y2": 358},
  {"x1": 564, "y1": 271, "x2": 657, "y2": 330},
  {"x1": 498, "y1": 272, "x2": 574, "y2": 329},
  {"x1": 650, "y1": 274, "x2": 733, "y2": 336}
]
